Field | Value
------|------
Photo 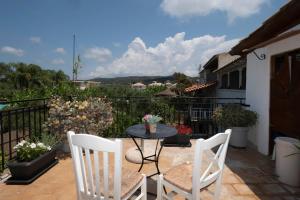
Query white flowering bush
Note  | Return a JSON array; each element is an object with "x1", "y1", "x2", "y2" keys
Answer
[
  {"x1": 14, "y1": 140, "x2": 51, "y2": 162},
  {"x1": 44, "y1": 96, "x2": 113, "y2": 138}
]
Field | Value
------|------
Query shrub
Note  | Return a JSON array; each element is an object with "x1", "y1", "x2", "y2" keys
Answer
[
  {"x1": 34, "y1": 132, "x2": 61, "y2": 148},
  {"x1": 44, "y1": 96, "x2": 113, "y2": 137},
  {"x1": 0, "y1": 150, "x2": 4, "y2": 173},
  {"x1": 212, "y1": 104, "x2": 258, "y2": 128}
]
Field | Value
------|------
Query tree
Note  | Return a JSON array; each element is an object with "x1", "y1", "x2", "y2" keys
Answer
[
  {"x1": 73, "y1": 55, "x2": 82, "y2": 81},
  {"x1": 172, "y1": 72, "x2": 192, "y2": 95},
  {"x1": 0, "y1": 62, "x2": 69, "y2": 99}
]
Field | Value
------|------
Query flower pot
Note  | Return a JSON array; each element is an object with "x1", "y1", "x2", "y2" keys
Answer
[
  {"x1": 144, "y1": 122, "x2": 150, "y2": 131},
  {"x1": 275, "y1": 137, "x2": 300, "y2": 186},
  {"x1": 55, "y1": 141, "x2": 70, "y2": 153},
  {"x1": 177, "y1": 134, "x2": 190, "y2": 145},
  {"x1": 163, "y1": 134, "x2": 191, "y2": 147},
  {"x1": 149, "y1": 123, "x2": 157, "y2": 133},
  {"x1": 7, "y1": 150, "x2": 57, "y2": 183},
  {"x1": 229, "y1": 127, "x2": 249, "y2": 148}
]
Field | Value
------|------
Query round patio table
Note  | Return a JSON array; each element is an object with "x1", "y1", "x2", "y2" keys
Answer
[{"x1": 126, "y1": 123, "x2": 176, "y2": 178}]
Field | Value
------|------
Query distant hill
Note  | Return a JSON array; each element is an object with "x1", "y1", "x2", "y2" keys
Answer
[{"x1": 90, "y1": 75, "x2": 177, "y2": 85}]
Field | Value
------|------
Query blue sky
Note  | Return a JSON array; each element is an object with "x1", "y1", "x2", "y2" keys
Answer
[{"x1": 0, "y1": 0, "x2": 286, "y2": 79}]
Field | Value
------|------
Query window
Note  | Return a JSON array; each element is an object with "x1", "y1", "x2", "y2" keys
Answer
[
  {"x1": 229, "y1": 70, "x2": 239, "y2": 89},
  {"x1": 221, "y1": 74, "x2": 228, "y2": 88},
  {"x1": 241, "y1": 68, "x2": 246, "y2": 89}
]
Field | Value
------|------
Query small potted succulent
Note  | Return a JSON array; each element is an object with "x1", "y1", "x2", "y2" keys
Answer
[
  {"x1": 163, "y1": 124, "x2": 192, "y2": 147},
  {"x1": 7, "y1": 137, "x2": 58, "y2": 184},
  {"x1": 213, "y1": 104, "x2": 258, "y2": 148},
  {"x1": 142, "y1": 114, "x2": 162, "y2": 133}
]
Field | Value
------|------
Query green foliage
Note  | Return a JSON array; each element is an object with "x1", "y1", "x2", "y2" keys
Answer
[
  {"x1": 142, "y1": 114, "x2": 162, "y2": 124},
  {"x1": 45, "y1": 96, "x2": 113, "y2": 137},
  {"x1": 0, "y1": 150, "x2": 5, "y2": 173},
  {"x1": 14, "y1": 140, "x2": 51, "y2": 162},
  {"x1": 172, "y1": 72, "x2": 192, "y2": 95},
  {"x1": 0, "y1": 62, "x2": 69, "y2": 100},
  {"x1": 34, "y1": 132, "x2": 61, "y2": 148},
  {"x1": 213, "y1": 104, "x2": 258, "y2": 128}
]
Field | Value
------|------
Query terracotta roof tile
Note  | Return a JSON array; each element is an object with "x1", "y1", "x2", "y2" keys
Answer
[{"x1": 184, "y1": 81, "x2": 217, "y2": 92}]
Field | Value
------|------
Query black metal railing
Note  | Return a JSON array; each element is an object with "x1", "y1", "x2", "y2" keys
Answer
[
  {"x1": 0, "y1": 96, "x2": 245, "y2": 171},
  {"x1": 0, "y1": 98, "x2": 49, "y2": 171}
]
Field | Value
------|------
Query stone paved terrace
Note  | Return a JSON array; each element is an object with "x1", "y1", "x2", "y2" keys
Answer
[{"x1": 0, "y1": 139, "x2": 299, "y2": 200}]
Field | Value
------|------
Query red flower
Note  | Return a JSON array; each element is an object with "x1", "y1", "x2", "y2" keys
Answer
[{"x1": 176, "y1": 125, "x2": 192, "y2": 135}]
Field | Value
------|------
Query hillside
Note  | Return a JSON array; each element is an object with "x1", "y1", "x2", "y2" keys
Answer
[
  {"x1": 91, "y1": 75, "x2": 175, "y2": 84},
  {"x1": 91, "y1": 74, "x2": 198, "y2": 85}
]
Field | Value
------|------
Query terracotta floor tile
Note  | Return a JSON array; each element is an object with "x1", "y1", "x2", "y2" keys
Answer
[
  {"x1": 283, "y1": 184, "x2": 300, "y2": 195},
  {"x1": 222, "y1": 173, "x2": 242, "y2": 184},
  {"x1": 233, "y1": 183, "x2": 262, "y2": 195},
  {"x1": 260, "y1": 184, "x2": 289, "y2": 195}
]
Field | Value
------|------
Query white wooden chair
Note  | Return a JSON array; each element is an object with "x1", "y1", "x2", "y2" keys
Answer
[
  {"x1": 157, "y1": 129, "x2": 231, "y2": 200},
  {"x1": 67, "y1": 131, "x2": 147, "y2": 200}
]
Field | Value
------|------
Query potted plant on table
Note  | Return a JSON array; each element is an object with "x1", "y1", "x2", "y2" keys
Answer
[
  {"x1": 212, "y1": 104, "x2": 258, "y2": 148},
  {"x1": 142, "y1": 114, "x2": 162, "y2": 133},
  {"x1": 7, "y1": 135, "x2": 58, "y2": 184}
]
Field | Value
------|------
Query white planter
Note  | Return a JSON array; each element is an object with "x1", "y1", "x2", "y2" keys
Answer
[
  {"x1": 55, "y1": 142, "x2": 70, "y2": 153},
  {"x1": 229, "y1": 127, "x2": 249, "y2": 148},
  {"x1": 275, "y1": 137, "x2": 300, "y2": 186}
]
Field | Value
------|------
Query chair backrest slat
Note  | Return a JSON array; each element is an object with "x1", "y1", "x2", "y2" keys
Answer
[
  {"x1": 85, "y1": 148, "x2": 95, "y2": 196},
  {"x1": 94, "y1": 151, "x2": 100, "y2": 197},
  {"x1": 67, "y1": 131, "x2": 122, "y2": 200},
  {"x1": 103, "y1": 152, "x2": 109, "y2": 200},
  {"x1": 192, "y1": 129, "x2": 231, "y2": 198},
  {"x1": 78, "y1": 146, "x2": 88, "y2": 195}
]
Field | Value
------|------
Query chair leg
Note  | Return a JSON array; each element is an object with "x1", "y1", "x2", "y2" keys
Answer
[
  {"x1": 141, "y1": 175, "x2": 147, "y2": 200},
  {"x1": 213, "y1": 176, "x2": 222, "y2": 200},
  {"x1": 157, "y1": 174, "x2": 163, "y2": 200}
]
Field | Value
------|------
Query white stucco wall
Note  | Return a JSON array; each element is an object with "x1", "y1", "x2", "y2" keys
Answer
[
  {"x1": 218, "y1": 53, "x2": 240, "y2": 69},
  {"x1": 246, "y1": 31, "x2": 300, "y2": 155},
  {"x1": 216, "y1": 89, "x2": 245, "y2": 98}
]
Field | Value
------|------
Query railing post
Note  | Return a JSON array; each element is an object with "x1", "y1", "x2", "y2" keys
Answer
[
  {"x1": 8, "y1": 110, "x2": 12, "y2": 160},
  {"x1": 0, "y1": 112, "x2": 5, "y2": 171}
]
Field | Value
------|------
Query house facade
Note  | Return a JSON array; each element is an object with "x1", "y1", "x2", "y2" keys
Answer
[
  {"x1": 230, "y1": 0, "x2": 300, "y2": 155},
  {"x1": 192, "y1": 52, "x2": 245, "y2": 102}
]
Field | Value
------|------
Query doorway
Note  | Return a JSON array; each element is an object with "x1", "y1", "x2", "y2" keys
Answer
[{"x1": 270, "y1": 49, "x2": 300, "y2": 153}]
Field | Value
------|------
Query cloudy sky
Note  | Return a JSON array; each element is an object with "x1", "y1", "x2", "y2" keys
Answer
[{"x1": 0, "y1": 0, "x2": 286, "y2": 79}]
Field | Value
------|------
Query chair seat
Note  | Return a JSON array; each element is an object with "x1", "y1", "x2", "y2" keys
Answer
[
  {"x1": 107, "y1": 168, "x2": 143, "y2": 199},
  {"x1": 164, "y1": 158, "x2": 219, "y2": 193}
]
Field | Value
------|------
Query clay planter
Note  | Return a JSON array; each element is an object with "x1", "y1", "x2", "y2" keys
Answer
[
  {"x1": 7, "y1": 150, "x2": 58, "y2": 184},
  {"x1": 229, "y1": 127, "x2": 249, "y2": 148},
  {"x1": 149, "y1": 123, "x2": 157, "y2": 133}
]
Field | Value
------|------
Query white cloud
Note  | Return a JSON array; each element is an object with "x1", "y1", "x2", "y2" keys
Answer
[
  {"x1": 54, "y1": 47, "x2": 66, "y2": 54},
  {"x1": 30, "y1": 36, "x2": 41, "y2": 44},
  {"x1": 51, "y1": 58, "x2": 65, "y2": 65},
  {"x1": 90, "y1": 32, "x2": 239, "y2": 78},
  {"x1": 1, "y1": 46, "x2": 24, "y2": 56},
  {"x1": 84, "y1": 47, "x2": 112, "y2": 62},
  {"x1": 160, "y1": 0, "x2": 268, "y2": 23}
]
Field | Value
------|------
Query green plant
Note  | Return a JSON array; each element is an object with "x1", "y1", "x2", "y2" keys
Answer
[
  {"x1": 0, "y1": 150, "x2": 4, "y2": 173},
  {"x1": 212, "y1": 104, "x2": 258, "y2": 128},
  {"x1": 44, "y1": 96, "x2": 113, "y2": 137},
  {"x1": 34, "y1": 132, "x2": 61, "y2": 148},
  {"x1": 142, "y1": 114, "x2": 162, "y2": 124},
  {"x1": 13, "y1": 140, "x2": 52, "y2": 162}
]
